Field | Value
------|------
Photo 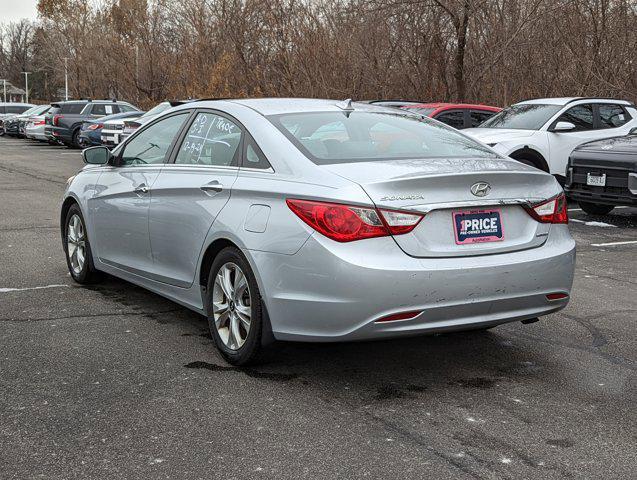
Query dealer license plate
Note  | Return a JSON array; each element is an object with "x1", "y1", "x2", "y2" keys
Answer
[{"x1": 453, "y1": 209, "x2": 504, "y2": 245}]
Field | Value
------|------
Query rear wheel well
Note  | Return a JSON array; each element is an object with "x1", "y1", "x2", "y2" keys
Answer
[
  {"x1": 199, "y1": 239, "x2": 239, "y2": 287},
  {"x1": 509, "y1": 148, "x2": 549, "y2": 173}
]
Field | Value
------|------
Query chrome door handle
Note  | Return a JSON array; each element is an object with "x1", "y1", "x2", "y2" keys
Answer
[
  {"x1": 200, "y1": 181, "x2": 223, "y2": 193},
  {"x1": 134, "y1": 184, "x2": 149, "y2": 194}
]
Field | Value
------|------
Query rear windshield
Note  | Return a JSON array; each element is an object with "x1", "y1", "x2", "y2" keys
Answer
[
  {"x1": 50, "y1": 103, "x2": 87, "y2": 115},
  {"x1": 479, "y1": 104, "x2": 562, "y2": 130},
  {"x1": 268, "y1": 111, "x2": 496, "y2": 165},
  {"x1": 3, "y1": 105, "x2": 32, "y2": 114}
]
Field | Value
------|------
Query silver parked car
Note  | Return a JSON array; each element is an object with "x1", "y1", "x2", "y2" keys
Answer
[{"x1": 61, "y1": 98, "x2": 575, "y2": 365}]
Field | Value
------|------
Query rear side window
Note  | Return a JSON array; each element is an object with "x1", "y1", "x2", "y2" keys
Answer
[
  {"x1": 556, "y1": 104, "x2": 594, "y2": 131},
  {"x1": 175, "y1": 112, "x2": 242, "y2": 167},
  {"x1": 470, "y1": 110, "x2": 496, "y2": 127},
  {"x1": 598, "y1": 104, "x2": 629, "y2": 128},
  {"x1": 434, "y1": 110, "x2": 465, "y2": 129},
  {"x1": 57, "y1": 103, "x2": 86, "y2": 114},
  {"x1": 242, "y1": 134, "x2": 272, "y2": 170}
]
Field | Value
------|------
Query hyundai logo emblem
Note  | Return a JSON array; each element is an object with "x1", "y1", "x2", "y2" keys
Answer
[{"x1": 470, "y1": 182, "x2": 491, "y2": 197}]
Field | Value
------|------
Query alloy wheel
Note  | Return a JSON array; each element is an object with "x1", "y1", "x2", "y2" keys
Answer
[
  {"x1": 212, "y1": 262, "x2": 252, "y2": 350},
  {"x1": 67, "y1": 214, "x2": 86, "y2": 275}
]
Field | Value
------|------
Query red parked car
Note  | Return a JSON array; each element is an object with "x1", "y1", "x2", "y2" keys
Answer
[{"x1": 400, "y1": 103, "x2": 502, "y2": 129}]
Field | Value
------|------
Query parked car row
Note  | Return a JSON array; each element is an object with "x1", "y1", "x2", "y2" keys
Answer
[{"x1": 3, "y1": 96, "x2": 635, "y2": 217}]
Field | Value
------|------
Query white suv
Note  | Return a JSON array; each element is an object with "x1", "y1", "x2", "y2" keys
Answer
[{"x1": 463, "y1": 98, "x2": 637, "y2": 182}]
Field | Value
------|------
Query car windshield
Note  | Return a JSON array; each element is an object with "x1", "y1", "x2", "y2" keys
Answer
[
  {"x1": 21, "y1": 106, "x2": 42, "y2": 116},
  {"x1": 479, "y1": 104, "x2": 562, "y2": 130},
  {"x1": 143, "y1": 102, "x2": 170, "y2": 117},
  {"x1": 268, "y1": 111, "x2": 497, "y2": 165}
]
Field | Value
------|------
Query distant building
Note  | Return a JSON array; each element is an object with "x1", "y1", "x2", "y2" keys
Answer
[{"x1": 1, "y1": 81, "x2": 27, "y2": 103}]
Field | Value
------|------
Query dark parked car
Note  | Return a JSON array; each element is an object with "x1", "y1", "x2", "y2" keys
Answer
[
  {"x1": 0, "y1": 103, "x2": 37, "y2": 135},
  {"x1": 0, "y1": 102, "x2": 35, "y2": 133},
  {"x1": 2, "y1": 105, "x2": 50, "y2": 137},
  {"x1": 44, "y1": 99, "x2": 139, "y2": 148},
  {"x1": 400, "y1": 103, "x2": 502, "y2": 129},
  {"x1": 565, "y1": 131, "x2": 637, "y2": 214},
  {"x1": 78, "y1": 111, "x2": 145, "y2": 147}
]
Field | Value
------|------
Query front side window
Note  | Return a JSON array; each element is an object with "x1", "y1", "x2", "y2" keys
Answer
[
  {"x1": 434, "y1": 110, "x2": 465, "y2": 129},
  {"x1": 599, "y1": 104, "x2": 628, "y2": 128},
  {"x1": 480, "y1": 104, "x2": 562, "y2": 130},
  {"x1": 470, "y1": 110, "x2": 496, "y2": 127},
  {"x1": 269, "y1": 111, "x2": 496, "y2": 165},
  {"x1": 555, "y1": 104, "x2": 594, "y2": 131},
  {"x1": 90, "y1": 104, "x2": 107, "y2": 116},
  {"x1": 175, "y1": 112, "x2": 241, "y2": 166},
  {"x1": 120, "y1": 113, "x2": 188, "y2": 166}
]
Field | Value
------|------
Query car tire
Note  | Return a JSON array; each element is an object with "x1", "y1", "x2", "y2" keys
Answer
[
  {"x1": 578, "y1": 201, "x2": 614, "y2": 216},
  {"x1": 206, "y1": 247, "x2": 264, "y2": 366},
  {"x1": 70, "y1": 129, "x2": 81, "y2": 149},
  {"x1": 63, "y1": 204, "x2": 102, "y2": 284}
]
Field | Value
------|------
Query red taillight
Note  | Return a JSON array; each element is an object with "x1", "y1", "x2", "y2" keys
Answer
[
  {"x1": 546, "y1": 292, "x2": 569, "y2": 301},
  {"x1": 87, "y1": 124, "x2": 103, "y2": 130},
  {"x1": 286, "y1": 199, "x2": 423, "y2": 242},
  {"x1": 53, "y1": 114, "x2": 62, "y2": 126},
  {"x1": 375, "y1": 310, "x2": 423, "y2": 323},
  {"x1": 34, "y1": 120, "x2": 45, "y2": 126},
  {"x1": 525, "y1": 193, "x2": 568, "y2": 224}
]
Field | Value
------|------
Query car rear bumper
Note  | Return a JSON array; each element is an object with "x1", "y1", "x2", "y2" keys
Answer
[
  {"x1": 45, "y1": 126, "x2": 72, "y2": 142},
  {"x1": 566, "y1": 170, "x2": 637, "y2": 206},
  {"x1": 252, "y1": 225, "x2": 576, "y2": 342},
  {"x1": 25, "y1": 126, "x2": 47, "y2": 141}
]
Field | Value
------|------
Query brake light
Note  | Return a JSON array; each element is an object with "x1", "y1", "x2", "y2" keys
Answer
[
  {"x1": 53, "y1": 114, "x2": 62, "y2": 126},
  {"x1": 525, "y1": 193, "x2": 568, "y2": 224},
  {"x1": 286, "y1": 199, "x2": 423, "y2": 242},
  {"x1": 87, "y1": 124, "x2": 103, "y2": 130},
  {"x1": 34, "y1": 120, "x2": 45, "y2": 126}
]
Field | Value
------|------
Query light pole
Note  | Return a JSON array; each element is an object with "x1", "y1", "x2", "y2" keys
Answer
[
  {"x1": 22, "y1": 72, "x2": 31, "y2": 103},
  {"x1": 63, "y1": 57, "x2": 69, "y2": 100}
]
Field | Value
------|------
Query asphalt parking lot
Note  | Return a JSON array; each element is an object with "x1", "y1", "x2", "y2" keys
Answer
[{"x1": 0, "y1": 136, "x2": 635, "y2": 480}]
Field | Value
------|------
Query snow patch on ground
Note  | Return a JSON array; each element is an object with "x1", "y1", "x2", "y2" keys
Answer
[{"x1": 570, "y1": 219, "x2": 617, "y2": 227}]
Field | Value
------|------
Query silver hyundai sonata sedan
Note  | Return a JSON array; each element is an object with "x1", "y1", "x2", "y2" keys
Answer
[{"x1": 61, "y1": 98, "x2": 575, "y2": 364}]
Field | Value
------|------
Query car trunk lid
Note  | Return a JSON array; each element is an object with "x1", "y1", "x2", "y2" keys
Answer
[{"x1": 323, "y1": 157, "x2": 559, "y2": 258}]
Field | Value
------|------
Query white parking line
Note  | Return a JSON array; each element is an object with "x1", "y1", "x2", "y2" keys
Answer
[
  {"x1": 590, "y1": 240, "x2": 637, "y2": 247},
  {"x1": 0, "y1": 284, "x2": 69, "y2": 293},
  {"x1": 568, "y1": 206, "x2": 630, "y2": 212}
]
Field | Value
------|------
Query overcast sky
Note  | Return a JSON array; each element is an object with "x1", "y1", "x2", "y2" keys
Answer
[{"x1": 0, "y1": 0, "x2": 38, "y2": 24}]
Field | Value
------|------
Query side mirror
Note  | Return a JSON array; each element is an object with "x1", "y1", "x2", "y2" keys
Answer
[
  {"x1": 551, "y1": 121, "x2": 576, "y2": 132},
  {"x1": 82, "y1": 146, "x2": 112, "y2": 165},
  {"x1": 629, "y1": 127, "x2": 637, "y2": 135}
]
